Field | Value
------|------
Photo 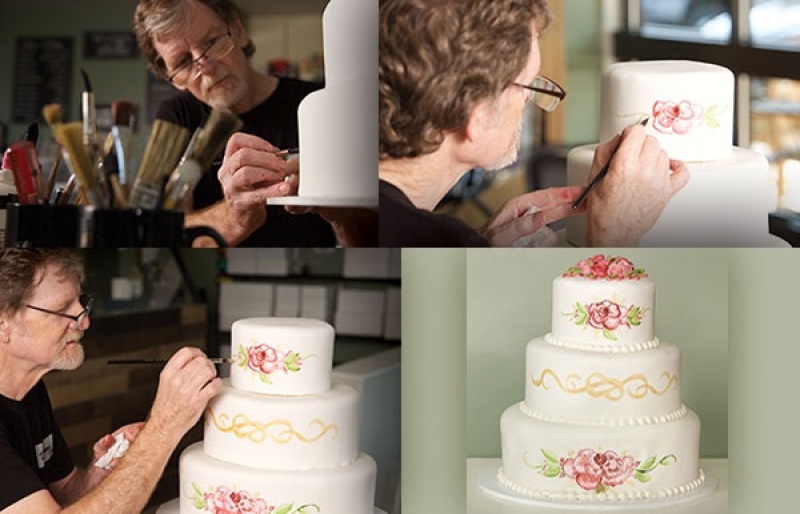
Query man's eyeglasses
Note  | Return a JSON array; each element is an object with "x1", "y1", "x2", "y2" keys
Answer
[
  {"x1": 163, "y1": 29, "x2": 236, "y2": 84},
  {"x1": 26, "y1": 294, "x2": 93, "y2": 326},
  {"x1": 512, "y1": 76, "x2": 567, "y2": 112}
]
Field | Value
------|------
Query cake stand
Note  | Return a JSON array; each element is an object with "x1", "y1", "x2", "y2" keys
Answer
[
  {"x1": 268, "y1": 195, "x2": 378, "y2": 208},
  {"x1": 469, "y1": 458, "x2": 727, "y2": 513}
]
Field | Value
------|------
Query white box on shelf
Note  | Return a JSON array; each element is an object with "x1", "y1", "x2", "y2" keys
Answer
[
  {"x1": 336, "y1": 288, "x2": 386, "y2": 315},
  {"x1": 334, "y1": 312, "x2": 384, "y2": 337},
  {"x1": 343, "y1": 248, "x2": 392, "y2": 278},
  {"x1": 254, "y1": 248, "x2": 291, "y2": 276},
  {"x1": 226, "y1": 248, "x2": 258, "y2": 275},
  {"x1": 274, "y1": 285, "x2": 301, "y2": 317}
]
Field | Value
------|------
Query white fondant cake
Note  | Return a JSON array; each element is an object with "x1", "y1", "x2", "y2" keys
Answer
[
  {"x1": 230, "y1": 317, "x2": 334, "y2": 396},
  {"x1": 601, "y1": 61, "x2": 733, "y2": 162},
  {"x1": 566, "y1": 60, "x2": 783, "y2": 247},
  {"x1": 498, "y1": 255, "x2": 704, "y2": 502},
  {"x1": 269, "y1": 0, "x2": 378, "y2": 207},
  {"x1": 177, "y1": 317, "x2": 379, "y2": 514}
]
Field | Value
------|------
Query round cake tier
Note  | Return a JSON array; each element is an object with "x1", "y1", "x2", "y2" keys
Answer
[
  {"x1": 566, "y1": 144, "x2": 772, "y2": 247},
  {"x1": 524, "y1": 337, "x2": 682, "y2": 422},
  {"x1": 230, "y1": 317, "x2": 334, "y2": 395},
  {"x1": 179, "y1": 443, "x2": 377, "y2": 514},
  {"x1": 601, "y1": 60, "x2": 733, "y2": 162},
  {"x1": 204, "y1": 381, "x2": 360, "y2": 470},
  {"x1": 499, "y1": 404, "x2": 702, "y2": 501},
  {"x1": 551, "y1": 275, "x2": 655, "y2": 350}
]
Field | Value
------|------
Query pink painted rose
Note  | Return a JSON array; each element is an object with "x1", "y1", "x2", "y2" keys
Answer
[
  {"x1": 652, "y1": 100, "x2": 703, "y2": 135},
  {"x1": 598, "y1": 450, "x2": 638, "y2": 487},
  {"x1": 247, "y1": 344, "x2": 283, "y2": 375},
  {"x1": 204, "y1": 486, "x2": 238, "y2": 513},
  {"x1": 586, "y1": 300, "x2": 628, "y2": 331},
  {"x1": 561, "y1": 449, "x2": 604, "y2": 490},
  {"x1": 607, "y1": 257, "x2": 633, "y2": 278}
]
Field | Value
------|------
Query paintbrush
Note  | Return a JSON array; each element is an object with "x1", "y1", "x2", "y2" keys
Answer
[
  {"x1": 572, "y1": 117, "x2": 650, "y2": 210},
  {"x1": 23, "y1": 122, "x2": 38, "y2": 146},
  {"x1": 42, "y1": 104, "x2": 65, "y2": 203},
  {"x1": 128, "y1": 120, "x2": 191, "y2": 210},
  {"x1": 107, "y1": 357, "x2": 234, "y2": 365},
  {"x1": 162, "y1": 109, "x2": 243, "y2": 210},
  {"x1": 80, "y1": 69, "x2": 98, "y2": 159},
  {"x1": 110, "y1": 100, "x2": 134, "y2": 186},
  {"x1": 53, "y1": 122, "x2": 106, "y2": 206}
]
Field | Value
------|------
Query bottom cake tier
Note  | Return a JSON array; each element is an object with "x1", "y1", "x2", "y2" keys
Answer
[
  {"x1": 179, "y1": 442, "x2": 377, "y2": 514},
  {"x1": 499, "y1": 402, "x2": 703, "y2": 501}
]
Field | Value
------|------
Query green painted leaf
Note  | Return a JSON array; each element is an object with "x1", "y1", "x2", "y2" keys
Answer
[
  {"x1": 705, "y1": 105, "x2": 720, "y2": 128},
  {"x1": 258, "y1": 372, "x2": 273, "y2": 384},
  {"x1": 192, "y1": 482, "x2": 204, "y2": 497},
  {"x1": 296, "y1": 505, "x2": 321, "y2": 513},
  {"x1": 636, "y1": 471, "x2": 652, "y2": 483},
  {"x1": 192, "y1": 497, "x2": 206, "y2": 510},
  {"x1": 542, "y1": 466, "x2": 561, "y2": 478},
  {"x1": 602, "y1": 329, "x2": 618, "y2": 341},
  {"x1": 659, "y1": 454, "x2": 678, "y2": 466},
  {"x1": 237, "y1": 344, "x2": 248, "y2": 367},
  {"x1": 639, "y1": 456, "x2": 657, "y2": 471},
  {"x1": 540, "y1": 449, "x2": 559, "y2": 464},
  {"x1": 274, "y1": 504, "x2": 294, "y2": 514}
]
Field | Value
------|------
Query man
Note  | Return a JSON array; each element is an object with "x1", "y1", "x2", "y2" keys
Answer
[
  {"x1": 378, "y1": 0, "x2": 690, "y2": 247},
  {"x1": 0, "y1": 249, "x2": 221, "y2": 513},
  {"x1": 134, "y1": 0, "x2": 373, "y2": 247}
]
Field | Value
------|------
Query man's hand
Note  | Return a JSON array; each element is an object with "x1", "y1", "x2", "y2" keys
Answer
[
  {"x1": 586, "y1": 124, "x2": 690, "y2": 247},
  {"x1": 186, "y1": 134, "x2": 297, "y2": 246},
  {"x1": 481, "y1": 186, "x2": 585, "y2": 247},
  {"x1": 147, "y1": 347, "x2": 221, "y2": 443}
]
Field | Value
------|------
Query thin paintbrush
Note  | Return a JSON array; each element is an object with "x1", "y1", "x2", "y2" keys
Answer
[
  {"x1": 42, "y1": 104, "x2": 65, "y2": 203},
  {"x1": 572, "y1": 117, "x2": 650, "y2": 210},
  {"x1": 110, "y1": 100, "x2": 134, "y2": 186},
  {"x1": 80, "y1": 69, "x2": 98, "y2": 159},
  {"x1": 108, "y1": 358, "x2": 234, "y2": 365}
]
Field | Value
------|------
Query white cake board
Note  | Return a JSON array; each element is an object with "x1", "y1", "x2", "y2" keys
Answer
[
  {"x1": 268, "y1": 196, "x2": 378, "y2": 207},
  {"x1": 469, "y1": 458, "x2": 727, "y2": 513},
  {"x1": 155, "y1": 499, "x2": 387, "y2": 514}
]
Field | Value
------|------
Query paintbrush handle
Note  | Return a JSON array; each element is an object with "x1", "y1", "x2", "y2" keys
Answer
[
  {"x1": 108, "y1": 358, "x2": 232, "y2": 365},
  {"x1": 571, "y1": 117, "x2": 650, "y2": 210}
]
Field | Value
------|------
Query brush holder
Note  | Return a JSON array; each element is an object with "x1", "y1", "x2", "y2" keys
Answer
[{"x1": 5, "y1": 204, "x2": 226, "y2": 247}]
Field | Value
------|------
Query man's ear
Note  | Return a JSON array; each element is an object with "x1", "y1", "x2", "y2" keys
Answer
[
  {"x1": 0, "y1": 312, "x2": 11, "y2": 345},
  {"x1": 464, "y1": 99, "x2": 493, "y2": 144},
  {"x1": 231, "y1": 16, "x2": 249, "y2": 49}
]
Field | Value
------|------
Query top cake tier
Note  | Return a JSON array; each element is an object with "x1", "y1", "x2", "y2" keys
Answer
[
  {"x1": 550, "y1": 256, "x2": 656, "y2": 352},
  {"x1": 600, "y1": 60, "x2": 734, "y2": 162},
  {"x1": 230, "y1": 317, "x2": 335, "y2": 396}
]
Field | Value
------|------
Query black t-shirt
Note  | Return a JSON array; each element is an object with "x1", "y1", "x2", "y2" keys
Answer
[
  {"x1": 379, "y1": 180, "x2": 490, "y2": 247},
  {"x1": 0, "y1": 381, "x2": 74, "y2": 509},
  {"x1": 156, "y1": 77, "x2": 336, "y2": 247}
]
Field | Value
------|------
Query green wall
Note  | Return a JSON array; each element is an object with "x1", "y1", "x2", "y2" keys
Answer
[
  {"x1": 0, "y1": 0, "x2": 152, "y2": 160},
  {"x1": 564, "y1": 0, "x2": 603, "y2": 144}
]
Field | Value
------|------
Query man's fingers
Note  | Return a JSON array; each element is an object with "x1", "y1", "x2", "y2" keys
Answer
[
  {"x1": 223, "y1": 132, "x2": 279, "y2": 159},
  {"x1": 669, "y1": 159, "x2": 691, "y2": 193}
]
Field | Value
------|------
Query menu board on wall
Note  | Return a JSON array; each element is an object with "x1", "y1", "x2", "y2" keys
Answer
[
  {"x1": 84, "y1": 32, "x2": 140, "y2": 60},
  {"x1": 11, "y1": 37, "x2": 73, "y2": 123}
]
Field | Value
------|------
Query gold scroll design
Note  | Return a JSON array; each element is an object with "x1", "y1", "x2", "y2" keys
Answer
[
  {"x1": 530, "y1": 369, "x2": 678, "y2": 401},
  {"x1": 207, "y1": 408, "x2": 339, "y2": 444}
]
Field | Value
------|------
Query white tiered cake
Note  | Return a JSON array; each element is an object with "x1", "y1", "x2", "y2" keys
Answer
[
  {"x1": 497, "y1": 255, "x2": 704, "y2": 502},
  {"x1": 567, "y1": 60, "x2": 782, "y2": 247},
  {"x1": 176, "y1": 318, "x2": 380, "y2": 514}
]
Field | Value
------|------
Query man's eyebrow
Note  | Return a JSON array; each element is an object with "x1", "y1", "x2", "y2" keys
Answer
[{"x1": 163, "y1": 26, "x2": 224, "y2": 64}]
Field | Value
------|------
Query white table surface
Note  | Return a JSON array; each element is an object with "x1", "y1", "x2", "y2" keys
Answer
[{"x1": 468, "y1": 458, "x2": 727, "y2": 513}]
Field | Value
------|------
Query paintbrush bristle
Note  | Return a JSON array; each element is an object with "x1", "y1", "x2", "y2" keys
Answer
[
  {"x1": 111, "y1": 100, "x2": 134, "y2": 127},
  {"x1": 80, "y1": 68, "x2": 92, "y2": 93},
  {"x1": 42, "y1": 104, "x2": 63, "y2": 126},
  {"x1": 53, "y1": 122, "x2": 98, "y2": 193},
  {"x1": 192, "y1": 109, "x2": 243, "y2": 170}
]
